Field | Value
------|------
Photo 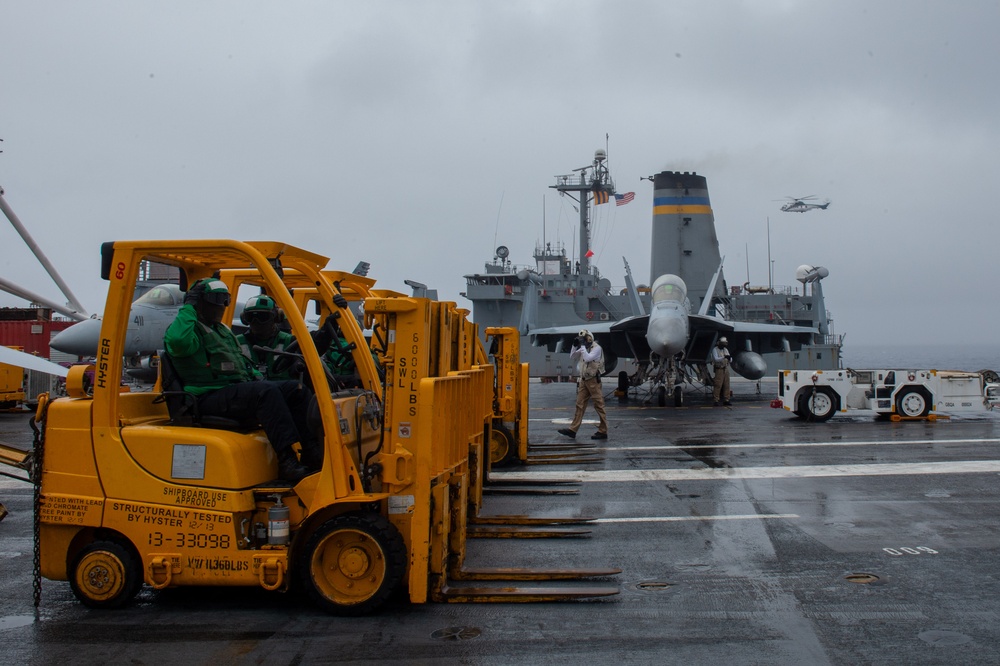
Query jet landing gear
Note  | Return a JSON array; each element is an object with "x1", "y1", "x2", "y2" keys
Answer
[{"x1": 649, "y1": 383, "x2": 683, "y2": 407}]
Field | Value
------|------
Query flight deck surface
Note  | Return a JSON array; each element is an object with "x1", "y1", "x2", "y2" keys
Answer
[{"x1": 2, "y1": 379, "x2": 999, "y2": 664}]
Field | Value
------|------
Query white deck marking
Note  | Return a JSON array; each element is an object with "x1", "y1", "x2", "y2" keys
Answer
[
  {"x1": 599, "y1": 438, "x2": 1000, "y2": 452},
  {"x1": 592, "y1": 514, "x2": 800, "y2": 524},
  {"x1": 491, "y1": 460, "x2": 1000, "y2": 483}
]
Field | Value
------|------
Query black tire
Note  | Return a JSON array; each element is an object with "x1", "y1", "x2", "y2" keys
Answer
[
  {"x1": 797, "y1": 388, "x2": 837, "y2": 422},
  {"x1": 655, "y1": 386, "x2": 666, "y2": 407},
  {"x1": 69, "y1": 540, "x2": 143, "y2": 609},
  {"x1": 299, "y1": 512, "x2": 406, "y2": 616},
  {"x1": 617, "y1": 371, "x2": 629, "y2": 395},
  {"x1": 896, "y1": 386, "x2": 931, "y2": 417},
  {"x1": 489, "y1": 423, "x2": 517, "y2": 466},
  {"x1": 673, "y1": 386, "x2": 683, "y2": 407}
]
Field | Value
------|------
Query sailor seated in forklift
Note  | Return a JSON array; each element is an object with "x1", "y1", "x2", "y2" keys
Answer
[
  {"x1": 236, "y1": 294, "x2": 298, "y2": 380},
  {"x1": 318, "y1": 309, "x2": 379, "y2": 389},
  {"x1": 236, "y1": 292, "x2": 354, "y2": 387},
  {"x1": 163, "y1": 278, "x2": 318, "y2": 483}
]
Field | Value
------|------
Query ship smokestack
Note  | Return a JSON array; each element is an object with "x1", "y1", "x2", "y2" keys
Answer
[{"x1": 649, "y1": 171, "x2": 724, "y2": 312}]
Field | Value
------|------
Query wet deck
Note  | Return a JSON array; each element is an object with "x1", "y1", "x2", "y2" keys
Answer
[{"x1": 3, "y1": 379, "x2": 1000, "y2": 664}]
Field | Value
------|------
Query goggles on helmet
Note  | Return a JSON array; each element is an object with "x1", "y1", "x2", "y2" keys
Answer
[
  {"x1": 245, "y1": 310, "x2": 276, "y2": 324},
  {"x1": 202, "y1": 291, "x2": 231, "y2": 307}
]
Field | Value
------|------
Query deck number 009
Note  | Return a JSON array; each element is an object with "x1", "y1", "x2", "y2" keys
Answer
[{"x1": 882, "y1": 546, "x2": 938, "y2": 556}]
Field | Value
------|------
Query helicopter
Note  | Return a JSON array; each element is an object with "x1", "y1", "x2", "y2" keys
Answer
[{"x1": 778, "y1": 195, "x2": 831, "y2": 213}]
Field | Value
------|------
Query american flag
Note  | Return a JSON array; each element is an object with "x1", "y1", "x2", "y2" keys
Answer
[{"x1": 615, "y1": 192, "x2": 635, "y2": 206}]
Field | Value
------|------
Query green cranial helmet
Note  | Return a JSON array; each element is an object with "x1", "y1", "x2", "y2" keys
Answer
[
  {"x1": 245, "y1": 294, "x2": 277, "y2": 314},
  {"x1": 241, "y1": 294, "x2": 280, "y2": 325},
  {"x1": 197, "y1": 278, "x2": 231, "y2": 307}
]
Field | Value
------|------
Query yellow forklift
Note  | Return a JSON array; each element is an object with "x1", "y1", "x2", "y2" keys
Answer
[{"x1": 25, "y1": 240, "x2": 618, "y2": 614}]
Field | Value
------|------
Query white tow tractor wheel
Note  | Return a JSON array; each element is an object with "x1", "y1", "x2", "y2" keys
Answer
[
  {"x1": 799, "y1": 388, "x2": 836, "y2": 422},
  {"x1": 896, "y1": 388, "x2": 931, "y2": 417}
]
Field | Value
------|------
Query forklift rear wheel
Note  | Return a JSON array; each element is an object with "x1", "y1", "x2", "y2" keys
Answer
[
  {"x1": 69, "y1": 540, "x2": 143, "y2": 609},
  {"x1": 301, "y1": 512, "x2": 406, "y2": 615},
  {"x1": 489, "y1": 424, "x2": 516, "y2": 466}
]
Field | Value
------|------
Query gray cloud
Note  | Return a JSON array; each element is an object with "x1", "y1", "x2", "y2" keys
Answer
[{"x1": 1, "y1": 0, "x2": 998, "y2": 347}]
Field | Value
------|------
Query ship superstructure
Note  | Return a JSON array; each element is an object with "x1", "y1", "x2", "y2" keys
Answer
[{"x1": 462, "y1": 155, "x2": 842, "y2": 379}]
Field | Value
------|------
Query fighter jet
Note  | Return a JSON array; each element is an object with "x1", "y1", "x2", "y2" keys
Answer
[
  {"x1": 49, "y1": 283, "x2": 188, "y2": 381},
  {"x1": 529, "y1": 263, "x2": 819, "y2": 405}
]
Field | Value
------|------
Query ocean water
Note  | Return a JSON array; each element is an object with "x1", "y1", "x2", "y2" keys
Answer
[{"x1": 841, "y1": 343, "x2": 1000, "y2": 373}]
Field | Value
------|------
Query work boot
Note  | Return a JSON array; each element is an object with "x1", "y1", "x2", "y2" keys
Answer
[
  {"x1": 299, "y1": 442, "x2": 324, "y2": 472},
  {"x1": 278, "y1": 453, "x2": 310, "y2": 483},
  {"x1": 713, "y1": 401, "x2": 721, "y2": 407},
  {"x1": 723, "y1": 401, "x2": 732, "y2": 407},
  {"x1": 591, "y1": 432, "x2": 608, "y2": 440},
  {"x1": 558, "y1": 428, "x2": 576, "y2": 439}
]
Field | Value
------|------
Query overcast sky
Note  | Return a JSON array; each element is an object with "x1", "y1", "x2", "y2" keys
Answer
[{"x1": 2, "y1": 1, "x2": 999, "y2": 351}]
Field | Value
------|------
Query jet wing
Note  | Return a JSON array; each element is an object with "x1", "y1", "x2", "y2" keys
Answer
[
  {"x1": 528, "y1": 321, "x2": 613, "y2": 353},
  {"x1": 529, "y1": 316, "x2": 652, "y2": 362},
  {"x1": 688, "y1": 313, "x2": 819, "y2": 364},
  {"x1": 689, "y1": 314, "x2": 818, "y2": 336}
]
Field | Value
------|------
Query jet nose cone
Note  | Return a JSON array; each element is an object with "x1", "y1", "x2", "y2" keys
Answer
[
  {"x1": 50, "y1": 318, "x2": 102, "y2": 356},
  {"x1": 645, "y1": 311, "x2": 687, "y2": 358}
]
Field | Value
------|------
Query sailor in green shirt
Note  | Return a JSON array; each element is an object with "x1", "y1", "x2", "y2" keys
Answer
[
  {"x1": 236, "y1": 295, "x2": 297, "y2": 380},
  {"x1": 163, "y1": 278, "x2": 315, "y2": 482}
]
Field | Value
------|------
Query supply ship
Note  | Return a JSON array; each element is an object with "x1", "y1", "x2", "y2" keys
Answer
[{"x1": 461, "y1": 151, "x2": 843, "y2": 379}]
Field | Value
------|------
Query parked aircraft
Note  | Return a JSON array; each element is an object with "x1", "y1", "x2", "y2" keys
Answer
[
  {"x1": 779, "y1": 196, "x2": 831, "y2": 213},
  {"x1": 49, "y1": 283, "x2": 255, "y2": 382},
  {"x1": 528, "y1": 263, "x2": 819, "y2": 405},
  {"x1": 50, "y1": 261, "x2": 378, "y2": 382}
]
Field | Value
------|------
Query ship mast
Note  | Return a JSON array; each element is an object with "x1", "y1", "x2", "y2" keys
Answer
[{"x1": 550, "y1": 150, "x2": 615, "y2": 277}]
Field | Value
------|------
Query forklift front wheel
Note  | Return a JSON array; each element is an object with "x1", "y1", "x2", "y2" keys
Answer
[
  {"x1": 489, "y1": 424, "x2": 516, "y2": 466},
  {"x1": 69, "y1": 540, "x2": 143, "y2": 609},
  {"x1": 300, "y1": 512, "x2": 406, "y2": 615}
]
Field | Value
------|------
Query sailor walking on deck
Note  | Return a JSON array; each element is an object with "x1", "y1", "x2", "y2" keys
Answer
[
  {"x1": 712, "y1": 336, "x2": 733, "y2": 407},
  {"x1": 558, "y1": 329, "x2": 609, "y2": 440}
]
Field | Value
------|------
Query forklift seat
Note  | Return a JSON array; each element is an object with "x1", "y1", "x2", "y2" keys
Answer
[{"x1": 155, "y1": 351, "x2": 255, "y2": 430}]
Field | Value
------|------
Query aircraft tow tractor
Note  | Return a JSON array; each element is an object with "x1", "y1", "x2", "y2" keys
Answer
[{"x1": 776, "y1": 367, "x2": 1000, "y2": 422}]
